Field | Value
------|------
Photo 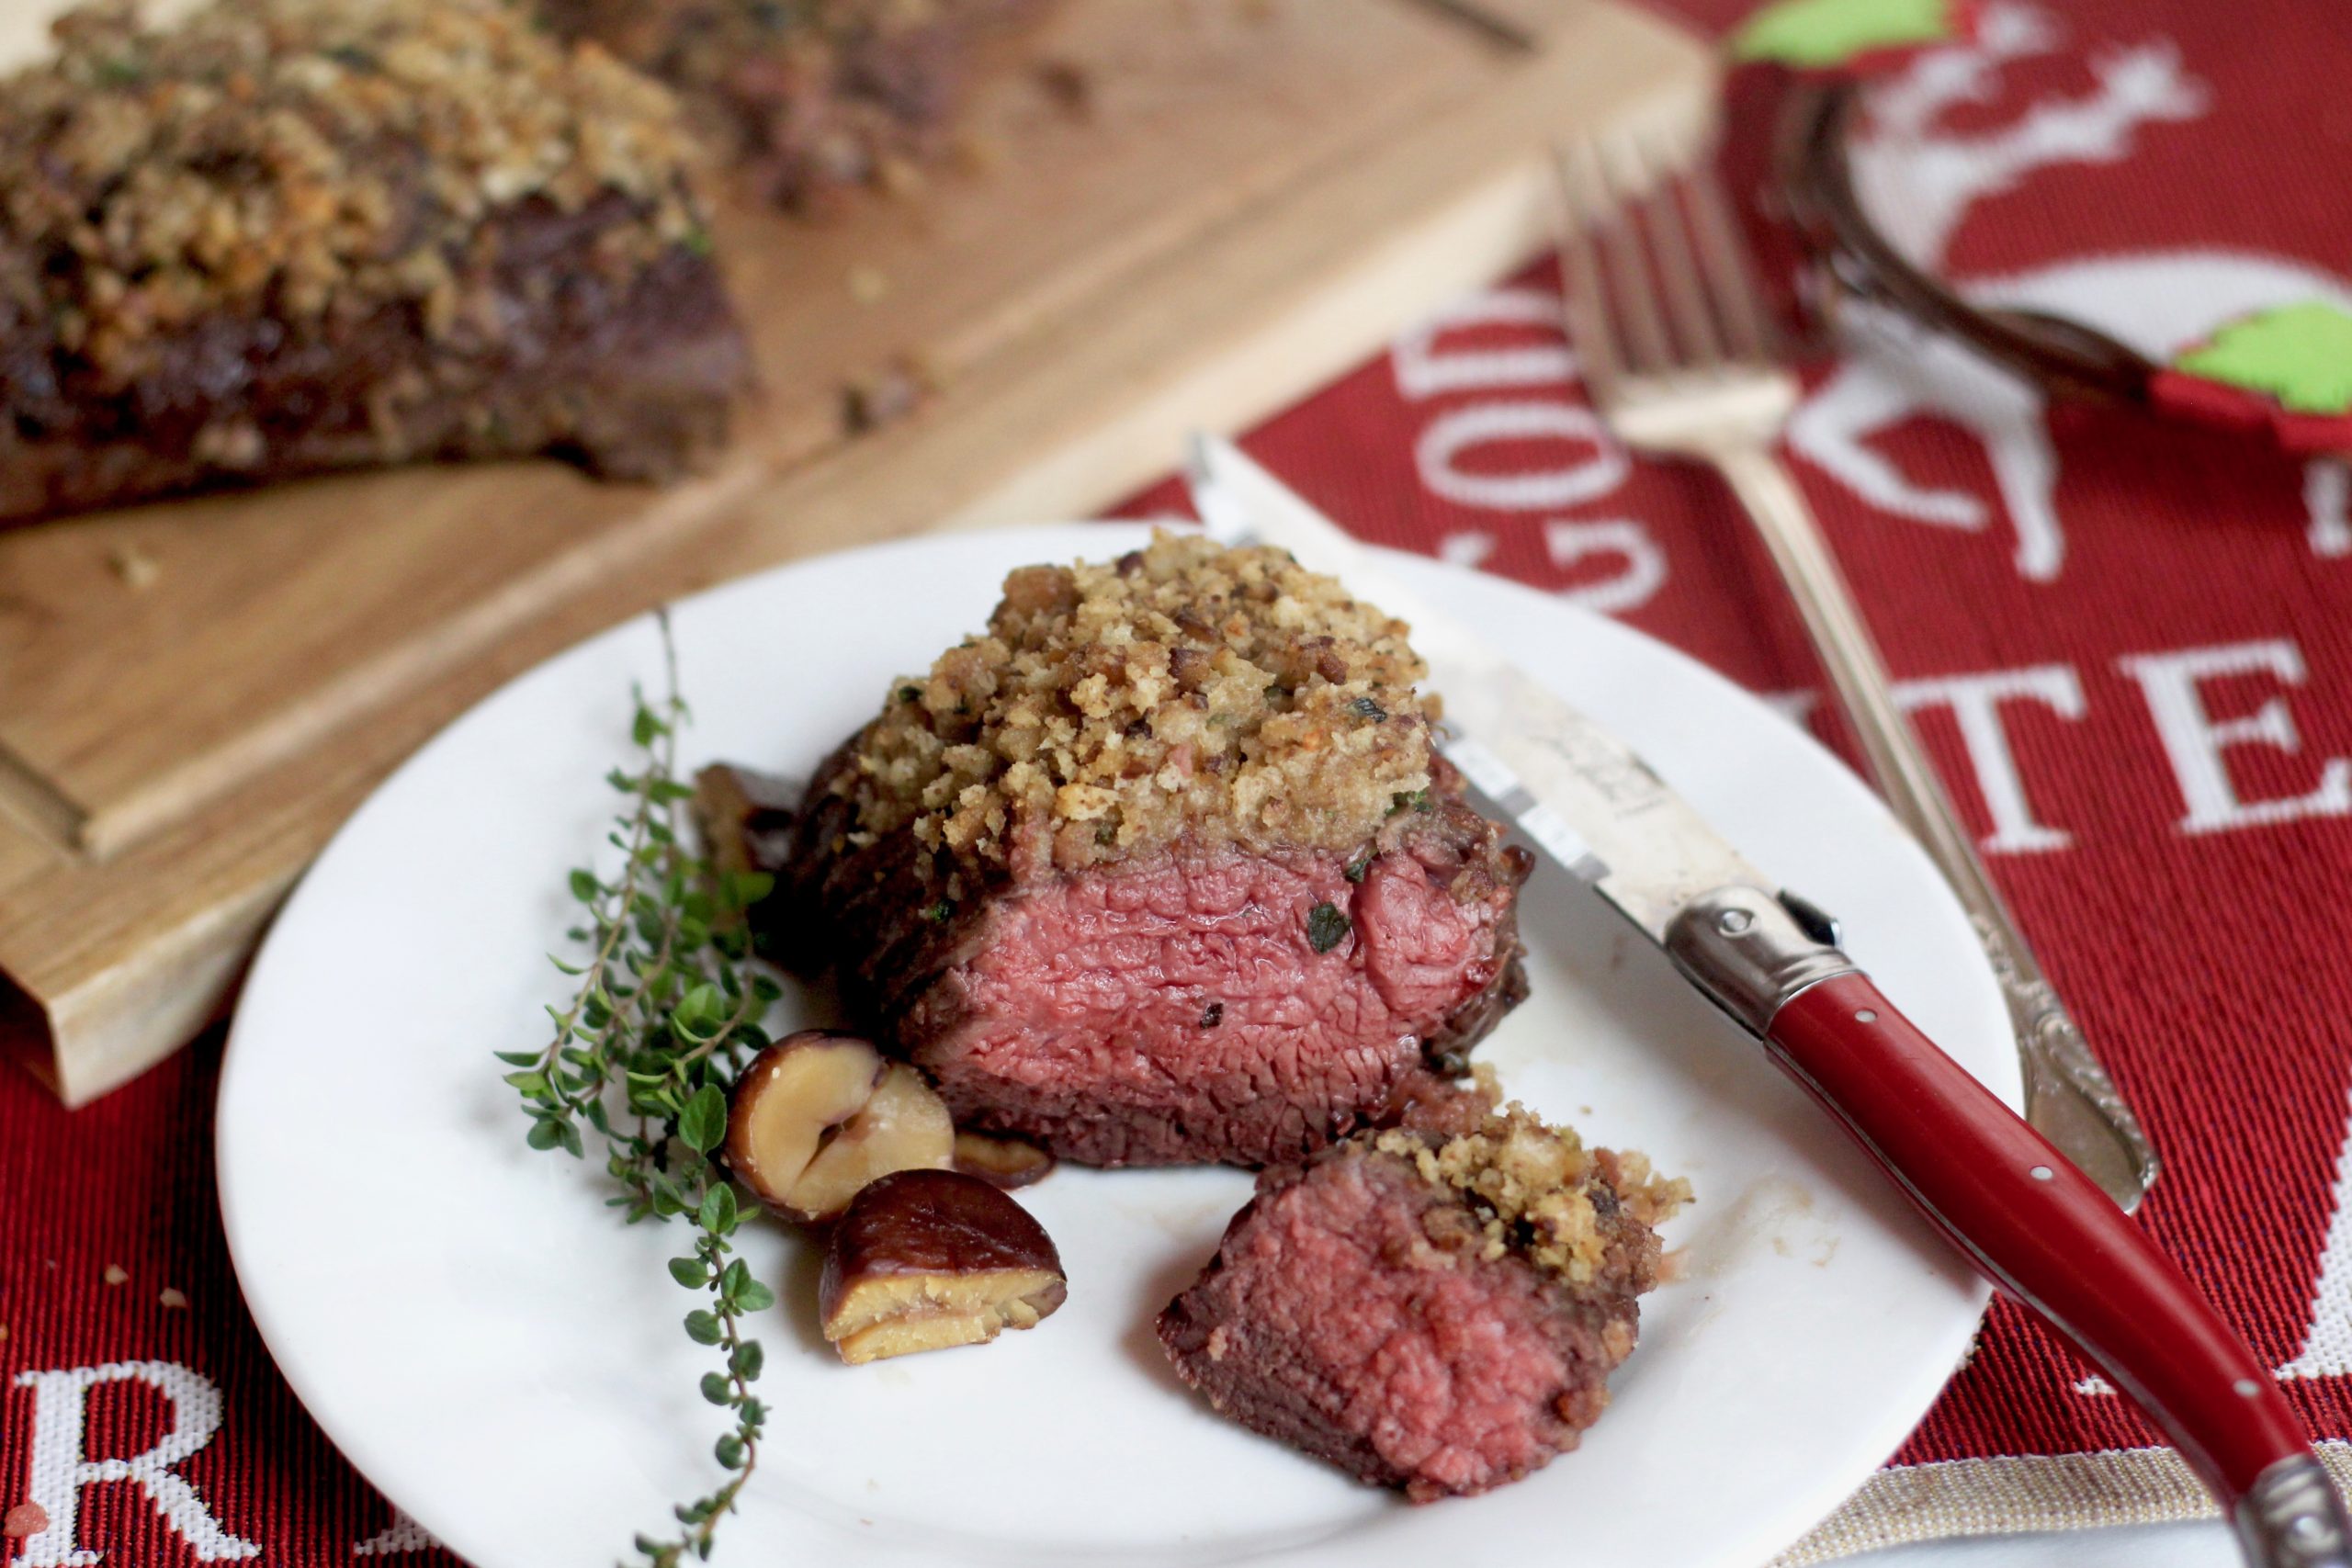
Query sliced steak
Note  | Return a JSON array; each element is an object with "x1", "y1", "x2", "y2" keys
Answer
[
  {"x1": 1157, "y1": 1111, "x2": 1687, "y2": 1501},
  {"x1": 0, "y1": 0, "x2": 751, "y2": 525},
  {"x1": 539, "y1": 0, "x2": 1050, "y2": 210},
  {"x1": 743, "y1": 533, "x2": 1534, "y2": 1168},
  {"x1": 783, "y1": 744, "x2": 1530, "y2": 1167}
]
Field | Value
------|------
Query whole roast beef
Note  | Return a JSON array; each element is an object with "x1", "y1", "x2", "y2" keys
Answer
[{"x1": 729, "y1": 532, "x2": 1532, "y2": 1168}]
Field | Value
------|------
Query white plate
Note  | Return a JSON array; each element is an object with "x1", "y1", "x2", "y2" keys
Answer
[{"x1": 219, "y1": 524, "x2": 2010, "y2": 1568}]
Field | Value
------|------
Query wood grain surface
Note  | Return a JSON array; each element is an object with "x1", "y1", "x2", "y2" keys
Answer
[{"x1": 0, "y1": 0, "x2": 1711, "y2": 1103}]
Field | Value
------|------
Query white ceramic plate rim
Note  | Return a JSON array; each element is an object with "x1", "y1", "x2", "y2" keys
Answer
[{"x1": 220, "y1": 524, "x2": 2012, "y2": 1568}]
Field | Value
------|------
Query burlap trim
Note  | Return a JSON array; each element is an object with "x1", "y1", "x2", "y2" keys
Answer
[{"x1": 1773, "y1": 1443, "x2": 2352, "y2": 1564}]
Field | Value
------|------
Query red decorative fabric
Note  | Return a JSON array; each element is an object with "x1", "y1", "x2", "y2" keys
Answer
[{"x1": 6, "y1": 0, "x2": 2352, "y2": 1562}]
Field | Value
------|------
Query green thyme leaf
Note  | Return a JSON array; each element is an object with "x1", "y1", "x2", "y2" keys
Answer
[
  {"x1": 1306, "y1": 902, "x2": 1351, "y2": 953},
  {"x1": 699, "y1": 1184, "x2": 738, "y2": 1235},
  {"x1": 684, "y1": 1310, "x2": 723, "y2": 1346},
  {"x1": 679, "y1": 1084, "x2": 729, "y2": 1153}
]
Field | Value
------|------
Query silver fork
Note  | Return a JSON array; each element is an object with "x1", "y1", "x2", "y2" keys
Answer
[{"x1": 1550, "y1": 127, "x2": 2161, "y2": 1212}]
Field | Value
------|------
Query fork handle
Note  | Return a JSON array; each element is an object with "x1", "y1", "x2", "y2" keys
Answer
[{"x1": 1707, "y1": 444, "x2": 2161, "y2": 1211}]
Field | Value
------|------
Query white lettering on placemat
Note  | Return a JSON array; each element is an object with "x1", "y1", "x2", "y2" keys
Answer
[
  {"x1": 11, "y1": 1361, "x2": 258, "y2": 1564},
  {"x1": 2120, "y1": 640, "x2": 2352, "y2": 834},
  {"x1": 1894, "y1": 665, "x2": 2087, "y2": 855}
]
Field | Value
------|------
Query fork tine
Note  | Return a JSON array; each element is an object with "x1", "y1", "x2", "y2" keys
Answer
[
  {"x1": 1627, "y1": 129, "x2": 1725, "y2": 371},
  {"x1": 1683, "y1": 151, "x2": 1776, "y2": 364},
  {"x1": 1549, "y1": 140, "x2": 1624, "y2": 400},
  {"x1": 1583, "y1": 135, "x2": 1676, "y2": 378}
]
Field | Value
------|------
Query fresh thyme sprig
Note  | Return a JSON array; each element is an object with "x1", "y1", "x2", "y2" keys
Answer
[{"x1": 500, "y1": 612, "x2": 782, "y2": 1566}]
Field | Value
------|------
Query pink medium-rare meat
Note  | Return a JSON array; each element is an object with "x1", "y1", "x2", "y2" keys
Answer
[
  {"x1": 891, "y1": 796, "x2": 1529, "y2": 1167},
  {"x1": 1157, "y1": 1111, "x2": 1688, "y2": 1500},
  {"x1": 757, "y1": 533, "x2": 1533, "y2": 1168}
]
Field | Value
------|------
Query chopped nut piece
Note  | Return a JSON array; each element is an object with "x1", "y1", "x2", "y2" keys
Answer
[
  {"x1": 783, "y1": 1064, "x2": 955, "y2": 1223},
  {"x1": 951, "y1": 1130, "x2": 1056, "y2": 1190},
  {"x1": 724, "y1": 1032, "x2": 885, "y2": 1213},
  {"x1": 819, "y1": 1169, "x2": 1066, "y2": 1364}
]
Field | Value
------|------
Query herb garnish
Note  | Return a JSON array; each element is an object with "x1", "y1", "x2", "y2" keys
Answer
[
  {"x1": 1349, "y1": 696, "x2": 1387, "y2": 722},
  {"x1": 502, "y1": 613, "x2": 780, "y2": 1568},
  {"x1": 1306, "y1": 902, "x2": 1351, "y2": 953}
]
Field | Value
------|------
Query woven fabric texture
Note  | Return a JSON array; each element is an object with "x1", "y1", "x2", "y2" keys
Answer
[{"x1": 6, "y1": 0, "x2": 2351, "y2": 1562}]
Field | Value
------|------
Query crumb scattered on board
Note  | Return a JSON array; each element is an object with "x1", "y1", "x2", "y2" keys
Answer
[
  {"x1": 108, "y1": 544, "x2": 161, "y2": 589},
  {"x1": 5, "y1": 1503, "x2": 50, "y2": 1540},
  {"x1": 159, "y1": 1286, "x2": 189, "y2": 1310},
  {"x1": 102, "y1": 1263, "x2": 129, "y2": 1286}
]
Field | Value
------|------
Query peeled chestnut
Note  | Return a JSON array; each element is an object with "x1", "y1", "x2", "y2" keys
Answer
[
  {"x1": 952, "y1": 1130, "x2": 1057, "y2": 1190},
  {"x1": 818, "y1": 1169, "x2": 1068, "y2": 1365},
  {"x1": 784, "y1": 1064, "x2": 955, "y2": 1223},
  {"x1": 725, "y1": 1032, "x2": 956, "y2": 1223}
]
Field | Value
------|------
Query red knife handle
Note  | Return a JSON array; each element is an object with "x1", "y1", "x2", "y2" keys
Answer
[
  {"x1": 1664, "y1": 885, "x2": 2347, "y2": 1562},
  {"x1": 1770, "y1": 970, "x2": 2351, "y2": 1558}
]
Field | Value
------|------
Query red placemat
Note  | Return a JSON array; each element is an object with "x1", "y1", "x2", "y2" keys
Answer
[{"x1": 6, "y1": 0, "x2": 2352, "y2": 1562}]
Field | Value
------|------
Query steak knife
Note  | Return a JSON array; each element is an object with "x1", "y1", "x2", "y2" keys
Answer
[{"x1": 1184, "y1": 432, "x2": 2351, "y2": 1568}]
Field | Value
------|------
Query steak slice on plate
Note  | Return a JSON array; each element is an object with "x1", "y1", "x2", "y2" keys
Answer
[
  {"x1": 1158, "y1": 1109, "x2": 1688, "y2": 1500},
  {"x1": 785, "y1": 743, "x2": 1530, "y2": 1168},
  {"x1": 746, "y1": 532, "x2": 1534, "y2": 1168}
]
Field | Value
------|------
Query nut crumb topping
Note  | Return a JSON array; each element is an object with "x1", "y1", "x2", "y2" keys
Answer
[
  {"x1": 842, "y1": 531, "x2": 1438, "y2": 874},
  {"x1": 1, "y1": 0, "x2": 707, "y2": 381},
  {"x1": 1374, "y1": 1105, "x2": 1690, "y2": 1287}
]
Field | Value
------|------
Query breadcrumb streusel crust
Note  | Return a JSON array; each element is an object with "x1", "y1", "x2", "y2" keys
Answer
[
  {"x1": 1374, "y1": 1106, "x2": 1690, "y2": 1287},
  {"x1": 0, "y1": 0, "x2": 707, "y2": 382},
  {"x1": 840, "y1": 531, "x2": 1442, "y2": 874}
]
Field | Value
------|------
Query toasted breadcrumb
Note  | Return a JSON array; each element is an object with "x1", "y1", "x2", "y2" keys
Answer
[
  {"x1": 842, "y1": 531, "x2": 1439, "y2": 874},
  {"x1": 1374, "y1": 1105, "x2": 1690, "y2": 1287}
]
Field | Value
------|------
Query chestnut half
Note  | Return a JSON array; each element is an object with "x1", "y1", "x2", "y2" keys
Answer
[
  {"x1": 725, "y1": 1032, "x2": 954, "y2": 1223},
  {"x1": 818, "y1": 1169, "x2": 1067, "y2": 1365}
]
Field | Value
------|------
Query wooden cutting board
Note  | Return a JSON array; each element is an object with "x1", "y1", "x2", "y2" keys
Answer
[{"x1": 0, "y1": 0, "x2": 1712, "y2": 1104}]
